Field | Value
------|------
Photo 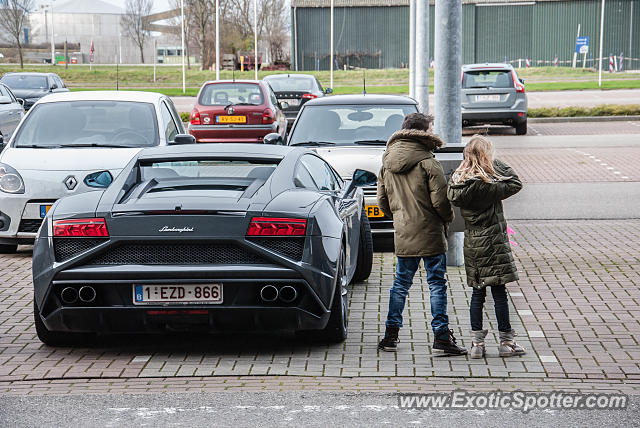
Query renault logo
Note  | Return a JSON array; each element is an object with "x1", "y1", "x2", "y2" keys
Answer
[{"x1": 64, "y1": 175, "x2": 78, "y2": 190}]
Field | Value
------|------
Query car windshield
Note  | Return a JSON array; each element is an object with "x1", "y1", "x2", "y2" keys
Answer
[
  {"x1": 265, "y1": 77, "x2": 316, "y2": 92},
  {"x1": 462, "y1": 70, "x2": 513, "y2": 89},
  {"x1": 289, "y1": 104, "x2": 418, "y2": 146},
  {"x1": 13, "y1": 101, "x2": 159, "y2": 148},
  {"x1": 140, "y1": 160, "x2": 279, "y2": 182},
  {"x1": 1, "y1": 75, "x2": 48, "y2": 90},
  {"x1": 199, "y1": 83, "x2": 264, "y2": 106}
]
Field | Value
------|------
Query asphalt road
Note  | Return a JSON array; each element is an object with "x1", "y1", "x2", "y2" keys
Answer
[
  {"x1": 171, "y1": 88, "x2": 640, "y2": 113},
  {"x1": 1, "y1": 392, "x2": 637, "y2": 427}
]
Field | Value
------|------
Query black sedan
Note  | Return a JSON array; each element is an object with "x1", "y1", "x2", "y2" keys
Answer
[
  {"x1": 0, "y1": 72, "x2": 69, "y2": 110},
  {"x1": 263, "y1": 73, "x2": 332, "y2": 128},
  {"x1": 32, "y1": 144, "x2": 375, "y2": 346}
]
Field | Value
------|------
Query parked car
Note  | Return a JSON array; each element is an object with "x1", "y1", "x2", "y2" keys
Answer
[
  {"x1": 188, "y1": 80, "x2": 287, "y2": 143},
  {"x1": 263, "y1": 73, "x2": 332, "y2": 127},
  {"x1": 32, "y1": 143, "x2": 375, "y2": 345},
  {"x1": 0, "y1": 83, "x2": 24, "y2": 145},
  {"x1": 0, "y1": 91, "x2": 194, "y2": 254},
  {"x1": 272, "y1": 94, "x2": 464, "y2": 239},
  {"x1": 0, "y1": 72, "x2": 70, "y2": 110},
  {"x1": 461, "y1": 63, "x2": 528, "y2": 135}
]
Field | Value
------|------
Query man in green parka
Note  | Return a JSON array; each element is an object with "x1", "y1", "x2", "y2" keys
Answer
[{"x1": 377, "y1": 113, "x2": 467, "y2": 355}]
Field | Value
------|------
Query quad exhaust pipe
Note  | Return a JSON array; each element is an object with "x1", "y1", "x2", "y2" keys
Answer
[
  {"x1": 61, "y1": 286, "x2": 96, "y2": 304},
  {"x1": 259, "y1": 285, "x2": 298, "y2": 303},
  {"x1": 60, "y1": 287, "x2": 78, "y2": 304},
  {"x1": 260, "y1": 285, "x2": 279, "y2": 302},
  {"x1": 79, "y1": 286, "x2": 96, "y2": 303},
  {"x1": 279, "y1": 286, "x2": 298, "y2": 303}
]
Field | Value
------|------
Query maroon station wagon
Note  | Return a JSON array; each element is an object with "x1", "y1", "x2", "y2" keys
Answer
[{"x1": 188, "y1": 80, "x2": 288, "y2": 143}]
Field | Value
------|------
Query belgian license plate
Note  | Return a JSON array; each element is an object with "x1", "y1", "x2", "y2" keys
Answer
[
  {"x1": 365, "y1": 205, "x2": 384, "y2": 218},
  {"x1": 217, "y1": 115, "x2": 246, "y2": 124},
  {"x1": 133, "y1": 284, "x2": 223, "y2": 304},
  {"x1": 40, "y1": 205, "x2": 52, "y2": 218},
  {"x1": 475, "y1": 95, "x2": 501, "y2": 102},
  {"x1": 280, "y1": 98, "x2": 299, "y2": 106}
]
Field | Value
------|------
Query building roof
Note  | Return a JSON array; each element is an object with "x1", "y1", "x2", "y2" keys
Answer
[
  {"x1": 53, "y1": 0, "x2": 123, "y2": 15},
  {"x1": 291, "y1": 0, "x2": 560, "y2": 6}
]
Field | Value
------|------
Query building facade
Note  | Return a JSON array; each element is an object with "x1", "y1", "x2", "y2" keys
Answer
[{"x1": 291, "y1": 0, "x2": 640, "y2": 70}]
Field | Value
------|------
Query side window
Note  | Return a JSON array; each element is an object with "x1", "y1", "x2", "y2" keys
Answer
[
  {"x1": 164, "y1": 98, "x2": 185, "y2": 133},
  {"x1": 0, "y1": 85, "x2": 7, "y2": 97},
  {"x1": 315, "y1": 78, "x2": 324, "y2": 92},
  {"x1": 6, "y1": 87, "x2": 16, "y2": 103},
  {"x1": 55, "y1": 76, "x2": 65, "y2": 88},
  {"x1": 300, "y1": 154, "x2": 338, "y2": 191},
  {"x1": 159, "y1": 102, "x2": 178, "y2": 142},
  {"x1": 293, "y1": 162, "x2": 317, "y2": 189},
  {"x1": 269, "y1": 89, "x2": 278, "y2": 108}
]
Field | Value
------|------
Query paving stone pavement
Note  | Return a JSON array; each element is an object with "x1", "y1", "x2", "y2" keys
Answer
[{"x1": 1, "y1": 219, "x2": 639, "y2": 394}]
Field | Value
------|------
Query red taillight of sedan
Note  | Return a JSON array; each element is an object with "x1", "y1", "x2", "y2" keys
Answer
[
  {"x1": 301, "y1": 93, "x2": 318, "y2": 100},
  {"x1": 53, "y1": 218, "x2": 109, "y2": 237},
  {"x1": 262, "y1": 108, "x2": 275, "y2": 125},
  {"x1": 247, "y1": 217, "x2": 307, "y2": 236},
  {"x1": 190, "y1": 110, "x2": 201, "y2": 125}
]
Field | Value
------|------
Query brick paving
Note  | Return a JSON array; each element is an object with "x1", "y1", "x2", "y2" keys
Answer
[
  {"x1": 463, "y1": 120, "x2": 640, "y2": 137},
  {"x1": 1, "y1": 219, "x2": 639, "y2": 394},
  {"x1": 498, "y1": 147, "x2": 640, "y2": 183}
]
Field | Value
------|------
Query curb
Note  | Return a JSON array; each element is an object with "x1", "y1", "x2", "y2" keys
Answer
[{"x1": 529, "y1": 115, "x2": 640, "y2": 123}]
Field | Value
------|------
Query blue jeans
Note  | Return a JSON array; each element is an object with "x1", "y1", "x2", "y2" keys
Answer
[{"x1": 385, "y1": 253, "x2": 449, "y2": 335}]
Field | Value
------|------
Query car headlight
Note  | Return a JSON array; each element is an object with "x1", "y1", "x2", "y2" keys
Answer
[{"x1": 0, "y1": 163, "x2": 25, "y2": 194}]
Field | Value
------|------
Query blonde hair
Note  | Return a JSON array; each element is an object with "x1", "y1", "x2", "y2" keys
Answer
[{"x1": 451, "y1": 135, "x2": 505, "y2": 184}]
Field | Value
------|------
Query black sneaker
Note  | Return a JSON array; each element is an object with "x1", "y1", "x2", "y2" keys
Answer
[
  {"x1": 378, "y1": 326, "x2": 400, "y2": 352},
  {"x1": 433, "y1": 329, "x2": 467, "y2": 355}
]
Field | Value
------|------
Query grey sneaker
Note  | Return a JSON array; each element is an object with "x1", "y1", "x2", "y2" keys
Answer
[
  {"x1": 498, "y1": 329, "x2": 526, "y2": 357},
  {"x1": 470, "y1": 329, "x2": 488, "y2": 359}
]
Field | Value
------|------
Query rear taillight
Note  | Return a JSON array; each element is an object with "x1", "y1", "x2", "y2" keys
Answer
[
  {"x1": 247, "y1": 217, "x2": 306, "y2": 236},
  {"x1": 190, "y1": 109, "x2": 201, "y2": 125},
  {"x1": 512, "y1": 71, "x2": 525, "y2": 93},
  {"x1": 301, "y1": 93, "x2": 318, "y2": 100},
  {"x1": 53, "y1": 218, "x2": 109, "y2": 237},
  {"x1": 262, "y1": 108, "x2": 275, "y2": 124}
]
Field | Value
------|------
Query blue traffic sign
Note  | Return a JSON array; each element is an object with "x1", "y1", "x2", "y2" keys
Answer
[{"x1": 576, "y1": 36, "x2": 590, "y2": 54}]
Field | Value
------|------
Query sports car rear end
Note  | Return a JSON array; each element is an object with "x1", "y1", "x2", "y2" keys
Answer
[{"x1": 32, "y1": 145, "x2": 349, "y2": 343}]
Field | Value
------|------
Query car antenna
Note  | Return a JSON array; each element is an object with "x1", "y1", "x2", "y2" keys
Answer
[{"x1": 362, "y1": 70, "x2": 366, "y2": 95}]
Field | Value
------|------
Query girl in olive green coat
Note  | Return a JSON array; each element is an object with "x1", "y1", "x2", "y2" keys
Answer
[{"x1": 447, "y1": 135, "x2": 525, "y2": 359}]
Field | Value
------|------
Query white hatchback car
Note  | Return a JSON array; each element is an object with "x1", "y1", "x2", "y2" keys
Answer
[{"x1": 0, "y1": 91, "x2": 193, "y2": 253}]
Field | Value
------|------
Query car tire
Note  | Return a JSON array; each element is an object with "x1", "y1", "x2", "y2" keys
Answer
[
  {"x1": 33, "y1": 301, "x2": 93, "y2": 347},
  {"x1": 515, "y1": 120, "x2": 527, "y2": 135},
  {"x1": 0, "y1": 244, "x2": 18, "y2": 254},
  {"x1": 351, "y1": 209, "x2": 373, "y2": 283},
  {"x1": 297, "y1": 249, "x2": 348, "y2": 343}
]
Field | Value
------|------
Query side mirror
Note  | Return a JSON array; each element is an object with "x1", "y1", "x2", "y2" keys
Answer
[
  {"x1": 50, "y1": 84, "x2": 58, "y2": 91},
  {"x1": 343, "y1": 169, "x2": 377, "y2": 197},
  {"x1": 279, "y1": 101, "x2": 289, "y2": 110},
  {"x1": 263, "y1": 132, "x2": 284, "y2": 145},
  {"x1": 519, "y1": 78, "x2": 525, "y2": 84},
  {"x1": 0, "y1": 96, "x2": 11, "y2": 105},
  {"x1": 324, "y1": 88, "x2": 333, "y2": 94},
  {"x1": 0, "y1": 134, "x2": 5, "y2": 152},
  {"x1": 16, "y1": 98, "x2": 24, "y2": 107},
  {"x1": 170, "y1": 134, "x2": 196, "y2": 145}
]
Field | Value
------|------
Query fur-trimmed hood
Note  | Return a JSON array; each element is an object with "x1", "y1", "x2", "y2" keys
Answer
[{"x1": 383, "y1": 129, "x2": 446, "y2": 174}]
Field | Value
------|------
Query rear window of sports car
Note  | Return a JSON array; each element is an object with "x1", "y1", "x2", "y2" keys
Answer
[{"x1": 140, "y1": 159, "x2": 280, "y2": 181}]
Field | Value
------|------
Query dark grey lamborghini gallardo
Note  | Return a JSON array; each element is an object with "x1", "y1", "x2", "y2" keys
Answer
[{"x1": 32, "y1": 144, "x2": 376, "y2": 346}]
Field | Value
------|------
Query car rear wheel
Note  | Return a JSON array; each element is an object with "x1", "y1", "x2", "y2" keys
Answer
[
  {"x1": 34, "y1": 301, "x2": 93, "y2": 347},
  {"x1": 0, "y1": 244, "x2": 17, "y2": 254},
  {"x1": 351, "y1": 209, "x2": 373, "y2": 283},
  {"x1": 297, "y1": 249, "x2": 348, "y2": 343},
  {"x1": 515, "y1": 120, "x2": 527, "y2": 135}
]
